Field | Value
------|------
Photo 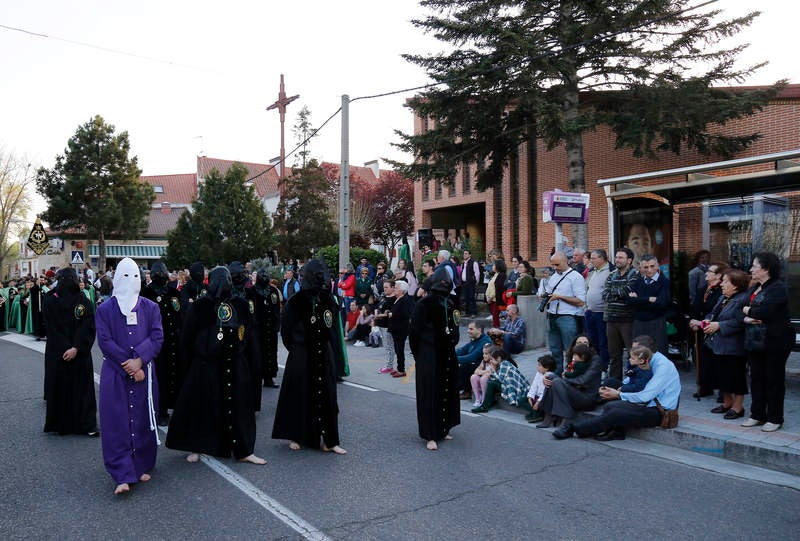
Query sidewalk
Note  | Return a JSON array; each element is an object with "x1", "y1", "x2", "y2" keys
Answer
[{"x1": 506, "y1": 345, "x2": 800, "y2": 476}]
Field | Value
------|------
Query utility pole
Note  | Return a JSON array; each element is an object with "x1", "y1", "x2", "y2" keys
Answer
[
  {"x1": 266, "y1": 74, "x2": 299, "y2": 200},
  {"x1": 338, "y1": 95, "x2": 350, "y2": 272}
]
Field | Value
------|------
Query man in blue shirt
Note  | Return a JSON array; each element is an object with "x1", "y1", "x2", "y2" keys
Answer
[
  {"x1": 553, "y1": 335, "x2": 680, "y2": 440},
  {"x1": 456, "y1": 322, "x2": 493, "y2": 400}
]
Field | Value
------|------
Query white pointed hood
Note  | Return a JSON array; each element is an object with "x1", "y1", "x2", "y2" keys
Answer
[{"x1": 113, "y1": 257, "x2": 141, "y2": 317}]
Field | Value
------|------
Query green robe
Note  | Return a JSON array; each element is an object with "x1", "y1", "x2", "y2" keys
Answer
[
  {"x1": 10, "y1": 293, "x2": 22, "y2": 333},
  {"x1": 82, "y1": 286, "x2": 96, "y2": 304}
]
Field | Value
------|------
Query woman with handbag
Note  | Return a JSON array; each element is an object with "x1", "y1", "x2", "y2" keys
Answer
[
  {"x1": 741, "y1": 252, "x2": 794, "y2": 432},
  {"x1": 688, "y1": 263, "x2": 726, "y2": 399},
  {"x1": 691, "y1": 269, "x2": 749, "y2": 419}
]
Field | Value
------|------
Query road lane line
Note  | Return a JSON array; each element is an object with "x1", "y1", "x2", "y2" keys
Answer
[{"x1": 3, "y1": 334, "x2": 332, "y2": 540}]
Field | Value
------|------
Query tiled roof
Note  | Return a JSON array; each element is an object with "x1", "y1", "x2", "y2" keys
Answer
[
  {"x1": 146, "y1": 207, "x2": 185, "y2": 237},
  {"x1": 141, "y1": 173, "x2": 197, "y2": 205},
  {"x1": 197, "y1": 156, "x2": 281, "y2": 198}
]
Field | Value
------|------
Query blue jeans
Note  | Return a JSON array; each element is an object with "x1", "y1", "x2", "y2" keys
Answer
[
  {"x1": 503, "y1": 334, "x2": 525, "y2": 354},
  {"x1": 584, "y1": 310, "x2": 609, "y2": 365},
  {"x1": 548, "y1": 314, "x2": 578, "y2": 373}
]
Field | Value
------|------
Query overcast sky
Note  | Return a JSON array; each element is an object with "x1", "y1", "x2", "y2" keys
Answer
[{"x1": 1, "y1": 0, "x2": 798, "y2": 184}]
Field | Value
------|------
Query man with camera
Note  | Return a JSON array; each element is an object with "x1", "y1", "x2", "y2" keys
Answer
[
  {"x1": 488, "y1": 304, "x2": 526, "y2": 354},
  {"x1": 539, "y1": 252, "x2": 586, "y2": 372}
]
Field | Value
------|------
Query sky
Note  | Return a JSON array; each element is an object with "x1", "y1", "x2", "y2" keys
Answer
[{"x1": 1, "y1": 0, "x2": 798, "y2": 190}]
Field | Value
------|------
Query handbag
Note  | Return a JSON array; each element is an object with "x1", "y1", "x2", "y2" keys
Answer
[
  {"x1": 744, "y1": 323, "x2": 767, "y2": 352},
  {"x1": 654, "y1": 398, "x2": 678, "y2": 429}
]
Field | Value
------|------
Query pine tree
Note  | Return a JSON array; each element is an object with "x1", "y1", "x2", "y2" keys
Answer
[
  {"x1": 164, "y1": 163, "x2": 273, "y2": 268},
  {"x1": 36, "y1": 115, "x2": 153, "y2": 272},
  {"x1": 394, "y1": 0, "x2": 785, "y2": 249}
]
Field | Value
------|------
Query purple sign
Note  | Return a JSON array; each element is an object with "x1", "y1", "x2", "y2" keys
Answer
[{"x1": 542, "y1": 191, "x2": 590, "y2": 224}]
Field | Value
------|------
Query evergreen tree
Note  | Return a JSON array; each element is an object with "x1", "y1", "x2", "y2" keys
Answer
[
  {"x1": 292, "y1": 106, "x2": 316, "y2": 168},
  {"x1": 273, "y1": 159, "x2": 337, "y2": 260},
  {"x1": 164, "y1": 163, "x2": 273, "y2": 268},
  {"x1": 36, "y1": 115, "x2": 152, "y2": 272},
  {"x1": 394, "y1": 1, "x2": 785, "y2": 249}
]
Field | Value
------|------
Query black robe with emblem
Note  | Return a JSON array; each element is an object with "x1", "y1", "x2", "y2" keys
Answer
[
  {"x1": 252, "y1": 280, "x2": 281, "y2": 386},
  {"x1": 43, "y1": 271, "x2": 98, "y2": 434},
  {"x1": 179, "y1": 262, "x2": 208, "y2": 311},
  {"x1": 272, "y1": 261, "x2": 341, "y2": 449},
  {"x1": 166, "y1": 289, "x2": 258, "y2": 459},
  {"x1": 410, "y1": 281, "x2": 460, "y2": 442},
  {"x1": 141, "y1": 281, "x2": 183, "y2": 413},
  {"x1": 29, "y1": 283, "x2": 47, "y2": 338}
]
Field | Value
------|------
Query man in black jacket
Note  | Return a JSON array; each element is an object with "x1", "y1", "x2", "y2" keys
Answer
[
  {"x1": 389, "y1": 280, "x2": 414, "y2": 378},
  {"x1": 628, "y1": 255, "x2": 670, "y2": 354},
  {"x1": 460, "y1": 249, "x2": 480, "y2": 317}
]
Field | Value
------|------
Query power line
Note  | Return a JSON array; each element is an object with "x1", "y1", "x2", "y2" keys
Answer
[{"x1": 0, "y1": 23, "x2": 211, "y2": 71}]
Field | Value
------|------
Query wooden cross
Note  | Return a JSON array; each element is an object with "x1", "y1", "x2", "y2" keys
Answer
[{"x1": 266, "y1": 74, "x2": 299, "y2": 186}]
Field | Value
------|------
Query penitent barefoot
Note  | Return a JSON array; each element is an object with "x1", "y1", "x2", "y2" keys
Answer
[
  {"x1": 288, "y1": 441, "x2": 301, "y2": 451},
  {"x1": 186, "y1": 453, "x2": 200, "y2": 463},
  {"x1": 322, "y1": 445, "x2": 347, "y2": 455},
  {"x1": 426, "y1": 440, "x2": 438, "y2": 451},
  {"x1": 139, "y1": 473, "x2": 151, "y2": 482},
  {"x1": 114, "y1": 483, "x2": 130, "y2": 495},
  {"x1": 444, "y1": 434, "x2": 453, "y2": 440},
  {"x1": 238, "y1": 454, "x2": 267, "y2": 465}
]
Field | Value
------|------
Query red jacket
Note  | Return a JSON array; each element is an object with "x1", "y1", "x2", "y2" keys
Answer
[{"x1": 338, "y1": 273, "x2": 356, "y2": 297}]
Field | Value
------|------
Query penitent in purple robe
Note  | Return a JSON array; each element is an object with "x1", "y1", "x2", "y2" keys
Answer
[{"x1": 96, "y1": 296, "x2": 164, "y2": 485}]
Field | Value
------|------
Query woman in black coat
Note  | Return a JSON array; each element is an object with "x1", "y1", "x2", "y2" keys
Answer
[
  {"x1": 410, "y1": 268, "x2": 460, "y2": 451},
  {"x1": 741, "y1": 252, "x2": 794, "y2": 432},
  {"x1": 272, "y1": 259, "x2": 346, "y2": 454},
  {"x1": 689, "y1": 263, "x2": 726, "y2": 398}
]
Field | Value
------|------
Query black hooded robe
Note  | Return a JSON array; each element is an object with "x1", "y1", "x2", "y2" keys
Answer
[
  {"x1": 43, "y1": 271, "x2": 98, "y2": 434},
  {"x1": 272, "y1": 261, "x2": 341, "y2": 449},
  {"x1": 141, "y1": 281, "x2": 183, "y2": 415},
  {"x1": 166, "y1": 269, "x2": 259, "y2": 459},
  {"x1": 252, "y1": 280, "x2": 281, "y2": 387},
  {"x1": 410, "y1": 289, "x2": 461, "y2": 442}
]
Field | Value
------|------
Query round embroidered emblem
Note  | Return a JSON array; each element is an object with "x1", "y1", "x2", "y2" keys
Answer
[
  {"x1": 270, "y1": 292, "x2": 278, "y2": 304},
  {"x1": 452, "y1": 309, "x2": 461, "y2": 326},
  {"x1": 323, "y1": 310, "x2": 333, "y2": 328},
  {"x1": 218, "y1": 302, "x2": 233, "y2": 323},
  {"x1": 74, "y1": 304, "x2": 86, "y2": 318},
  {"x1": 248, "y1": 300, "x2": 255, "y2": 314},
  {"x1": 171, "y1": 297, "x2": 180, "y2": 311}
]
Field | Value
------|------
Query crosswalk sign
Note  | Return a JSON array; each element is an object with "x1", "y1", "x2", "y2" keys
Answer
[{"x1": 71, "y1": 250, "x2": 84, "y2": 265}]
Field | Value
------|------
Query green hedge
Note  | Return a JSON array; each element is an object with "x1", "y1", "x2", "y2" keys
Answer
[{"x1": 316, "y1": 245, "x2": 386, "y2": 273}]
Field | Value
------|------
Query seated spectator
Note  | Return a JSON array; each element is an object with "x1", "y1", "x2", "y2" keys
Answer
[
  {"x1": 456, "y1": 322, "x2": 494, "y2": 400},
  {"x1": 553, "y1": 335, "x2": 681, "y2": 441},
  {"x1": 469, "y1": 344, "x2": 495, "y2": 407},
  {"x1": 349, "y1": 305, "x2": 374, "y2": 345},
  {"x1": 471, "y1": 348, "x2": 531, "y2": 414},
  {"x1": 536, "y1": 343, "x2": 604, "y2": 428},
  {"x1": 487, "y1": 304, "x2": 526, "y2": 354},
  {"x1": 344, "y1": 301, "x2": 360, "y2": 340},
  {"x1": 526, "y1": 354, "x2": 557, "y2": 423}
]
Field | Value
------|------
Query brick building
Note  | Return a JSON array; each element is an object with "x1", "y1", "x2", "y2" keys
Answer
[{"x1": 413, "y1": 85, "x2": 800, "y2": 269}]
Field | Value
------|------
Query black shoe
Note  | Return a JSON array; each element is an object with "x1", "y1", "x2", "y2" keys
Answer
[
  {"x1": 553, "y1": 423, "x2": 575, "y2": 440},
  {"x1": 264, "y1": 378, "x2": 279, "y2": 388},
  {"x1": 710, "y1": 405, "x2": 730, "y2": 414},
  {"x1": 724, "y1": 409, "x2": 745, "y2": 420},
  {"x1": 336, "y1": 376, "x2": 345, "y2": 383},
  {"x1": 594, "y1": 430, "x2": 625, "y2": 441}
]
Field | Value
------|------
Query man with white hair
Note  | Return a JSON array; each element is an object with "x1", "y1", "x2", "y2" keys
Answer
[
  {"x1": 95, "y1": 257, "x2": 164, "y2": 495},
  {"x1": 388, "y1": 280, "x2": 414, "y2": 378},
  {"x1": 436, "y1": 249, "x2": 458, "y2": 300}
]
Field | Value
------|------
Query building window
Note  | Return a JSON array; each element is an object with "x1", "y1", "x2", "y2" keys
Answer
[
  {"x1": 435, "y1": 179, "x2": 443, "y2": 199},
  {"x1": 448, "y1": 178, "x2": 455, "y2": 197},
  {"x1": 462, "y1": 162, "x2": 471, "y2": 195},
  {"x1": 423, "y1": 179, "x2": 429, "y2": 201},
  {"x1": 153, "y1": 185, "x2": 164, "y2": 193}
]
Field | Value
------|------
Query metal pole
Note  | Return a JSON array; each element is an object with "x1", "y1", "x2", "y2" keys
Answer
[{"x1": 338, "y1": 94, "x2": 350, "y2": 271}]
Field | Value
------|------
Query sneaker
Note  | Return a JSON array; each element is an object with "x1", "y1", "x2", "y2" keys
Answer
[
  {"x1": 378, "y1": 367, "x2": 394, "y2": 374},
  {"x1": 762, "y1": 422, "x2": 782, "y2": 432},
  {"x1": 473, "y1": 400, "x2": 482, "y2": 407},
  {"x1": 354, "y1": 341, "x2": 365, "y2": 347},
  {"x1": 741, "y1": 417, "x2": 765, "y2": 427}
]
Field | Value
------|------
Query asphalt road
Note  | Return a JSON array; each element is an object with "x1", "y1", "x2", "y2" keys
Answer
[{"x1": 1, "y1": 333, "x2": 798, "y2": 540}]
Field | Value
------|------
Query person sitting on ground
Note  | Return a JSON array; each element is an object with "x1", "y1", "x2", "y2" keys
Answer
[
  {"x1": 343, "y1": 301, "x2": 360, "y2": 340},
  {"x1": 536, "y1": 343, "x2": 604, "y2": 428},
  {"x1": 526, "y1": 354, "x2": 557, "y2": 423},
  {"x1": 552, "y1": 334, "x2": 681, "y2": 441},
  {"x1": 349, "y1": 304, "x2": 374, "y2": 345},
  {"x1": 456, "y1": 322, "x2": 493, "y2": 400},
  {"x1": 469, "y1": 344, "x2": 495, "y2": 408},
  {"x1": 487, "y1": 304, "x2": 526, "y2": 354},
  {"x1": 471, "y1": 347, "x2": 532, "y2": 414}
]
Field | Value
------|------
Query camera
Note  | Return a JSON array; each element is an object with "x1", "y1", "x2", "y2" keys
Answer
[{"x1": 537, "y1": 293, "x2": 551, "y2": 312}]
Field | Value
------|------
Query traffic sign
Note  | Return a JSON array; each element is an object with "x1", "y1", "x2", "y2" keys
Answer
[{"x1": 71, "y1": 250, "x2": 85, "y2": 265}]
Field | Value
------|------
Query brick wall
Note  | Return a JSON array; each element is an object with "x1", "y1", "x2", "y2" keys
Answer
[{"x1": 413, "y1": 89, "x2": 800, "y2": 268}]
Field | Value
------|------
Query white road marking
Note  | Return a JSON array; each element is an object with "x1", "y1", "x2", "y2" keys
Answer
[{"x1": 3, "y1": 333, "x2": 332, "y2": 540}]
